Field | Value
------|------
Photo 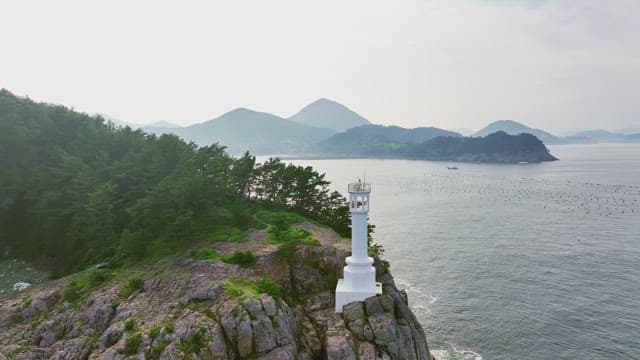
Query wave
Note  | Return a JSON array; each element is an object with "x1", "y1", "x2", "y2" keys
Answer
[{"x1": 431, "y1": 345, "x2": 483, "y2": 360}]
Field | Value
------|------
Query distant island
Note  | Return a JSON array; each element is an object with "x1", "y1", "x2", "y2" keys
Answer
[{"x1": 316, "y1": 125, "x2": 558, "y2": 163}]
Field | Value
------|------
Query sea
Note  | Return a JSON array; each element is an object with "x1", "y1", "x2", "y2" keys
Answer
[
  {"x1": 2, "y1": 143, "x2": 639, "y2": 359},
  {"x1": 282, "y1": 143, "x2": 640, "y2": 360}
]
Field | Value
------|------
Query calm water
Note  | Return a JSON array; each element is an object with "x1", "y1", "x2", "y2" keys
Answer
[
  {"x1": 283, "y1": 143, "x2": 640, "y2": 360},
  {"x1": 2, "y1": 144, "x2": 638, "y2": 359},
  {"x1": 0, "y1": 259, "x2": 48, "y2": 297}
]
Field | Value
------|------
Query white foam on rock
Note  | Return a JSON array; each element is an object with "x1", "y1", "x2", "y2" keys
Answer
[
  {"x1": 431, "y1": 347, "x2": 483, "y2": 360},
  {"x1": 12, "y1": 282, "x2": 31, "y2": 291}
]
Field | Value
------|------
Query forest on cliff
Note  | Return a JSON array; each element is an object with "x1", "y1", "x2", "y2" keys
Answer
[{"x1": 0, "y1": 90, "x2": 351, "y2": 277}]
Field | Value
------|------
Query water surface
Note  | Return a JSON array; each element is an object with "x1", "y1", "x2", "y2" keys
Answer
[{"x1": 281, "y1": 143, "x2": 640, "y2": 359}]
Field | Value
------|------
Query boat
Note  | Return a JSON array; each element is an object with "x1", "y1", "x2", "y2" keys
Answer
[{"x1": 447, "y1": 166, "x2": 459, "y2": 170}]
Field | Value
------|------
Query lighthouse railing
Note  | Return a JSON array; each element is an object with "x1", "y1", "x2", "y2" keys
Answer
[{"x1": 348, "y1": 182, "x2": 371, "y2": 193}]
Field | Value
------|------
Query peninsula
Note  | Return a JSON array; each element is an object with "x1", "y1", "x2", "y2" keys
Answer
[{"x1": 0, "y1": 90, "x2": 434, "y2": 359}]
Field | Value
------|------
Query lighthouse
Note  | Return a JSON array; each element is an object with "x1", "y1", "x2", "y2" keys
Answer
[{"x1": 335, "y1": 180, "x2": 382, "y2": 313}]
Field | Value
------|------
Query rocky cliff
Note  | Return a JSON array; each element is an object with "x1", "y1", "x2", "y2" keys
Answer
[{"x1": 0, "y1": 224, "x2": 433, "y2": 360}]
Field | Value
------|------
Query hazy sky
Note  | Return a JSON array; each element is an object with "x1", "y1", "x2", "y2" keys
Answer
[{"x1": 1, "y1": 0, "x2": 638, "y2": 133}]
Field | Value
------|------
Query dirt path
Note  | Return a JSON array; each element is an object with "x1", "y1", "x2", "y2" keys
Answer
[
  {"x1": 294, "y1": 222, "x2": 350, "y2": 251},
  {"x1": 214, "y1": 222, "x2": 349, "y2": 256}
]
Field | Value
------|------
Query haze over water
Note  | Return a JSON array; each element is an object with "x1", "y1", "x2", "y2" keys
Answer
[{"x1": 283, "y1": 143, "x2": 640, "y2": 359}]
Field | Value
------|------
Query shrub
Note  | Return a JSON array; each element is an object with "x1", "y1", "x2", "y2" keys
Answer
[
  {"x1": 10, "y1": 313, "x2": 23, "y2": 324},
  {"x1": 149, "y1": 325, "x2": 161, "y2": 339},
  {"x1": 223, "y1": 280, "x2": 246, "y2": 299},
  {"x1": 88, "y1": 268, "x2": 113, "y2": 287},
  {"x1": 64, "y1": 279, "x2": 83, "y2": 304},
  {"x1": 222, "y1": 251, "x2": 256, "y2": 268},
  {"x1": 118, "y1": 332, "x2": 143, "y2": 355},
  {"x1": 255, "y1": 278, "x2": 282, "y2": 298},
  {"x1": 124, "y1": 318, "x2": 137, "y2": 332},
  {"x1": 121, "y1": 276, "x2": 144, "y2": 299},
  {"x1": 150, "y1": 339, "x2": 170, "y2": 359}
]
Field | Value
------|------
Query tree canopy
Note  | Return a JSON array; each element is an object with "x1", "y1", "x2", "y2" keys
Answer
[{"x1": 0, "y1": 89, "x2": 350, "y2": 276}]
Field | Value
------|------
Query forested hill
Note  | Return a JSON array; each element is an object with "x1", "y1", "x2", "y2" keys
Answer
[
  {"x1": 316, "y1": 124, "x2": 461, "y2": 156},
  {"x1": 0, "y1": 89, "x2": 351, "y2": 276},
  {"x1": 473, "y1": 120, "x2": 565, "y2": 145},
  {"x1": 314, "y1": 124, "x2": 556, "y2": 163},
  {"x1": 404, "y1": 131, "x2": 558, "y2": 163}
]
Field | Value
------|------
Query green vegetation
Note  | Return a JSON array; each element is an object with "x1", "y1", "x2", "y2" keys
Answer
[
  {"x1": 316, "y1": 124, "x2": 556, "y2": 162},
  {"x1": 403, "y1": 131, "x2": 557, "y2": 161},
  {"x1": 223, "y1": 278, "x2": 284, "y2": 300},
  {"x1": 118, "y1": 332, "x2": 143, "y2": 355},
  {"x1": 271, "y1": 226, "x2": 321, "y2": 260},
  {"x1": 121, "y1": 277, "x2": 144, "y2": 299},
  {"x1": 190, "y1": 247, "x2": 220, "y2": 261},
  {"x1": 124, "y1": 318, "x2": 137, "y2": 332},
  {"x1": 148, "y1": 325, "x2": 162, "y2": 339},
  {"x1": 267, "y1": 226, "x2": 318, "y2": 245},
  {"x1": 255, "y1": 277, "x2": 283, "y2": 298},
  {"x1": 163, "y1": 321, "x2": 175, "y2": 333},
  {"x1": 150, "y1": 339, "x2": 170, "y2": 359},
  {"x1": 0, "y1": 89, "x2": 351, "y2": 277},
  {"x1": 178, "y1": 327, "x2": 207, "y2": 357},
  {"x1": 222, "y1": 251, "x2": 256, "y2": 268},
  {"x1": 63, "y1": 268, "x2": 115, "y2": 306},
  {"x1": 316, "y1": 124, "x2": 461, "y2": 156},
  {"x1": 9, "y1": 313, "x2": 23, "y2": 324}
]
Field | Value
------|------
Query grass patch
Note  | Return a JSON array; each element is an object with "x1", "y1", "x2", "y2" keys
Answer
[
  {"x1": 163, "y1": 321, "x2": 175, "y2": 333},
  {"x1": 266, "y1": 226, "x2": 319, "y2": 246},
  {"x1": 121, "y1": 276, "x2": 144, "y2": 299},
  {"x1": 223, "y1": 278, "x2": 283, "y2": 300},
  {"x1": 255, "y1": 278, "x2": 282, "y2": 298},
  {"x1": 149, "y1": 325, "x2": 162, "y2": 339},
  {"x1": 178, "y1": 327, "x2": 207, "y2": 357},
  {"x1": 223, "y1": 279, "x2": 249, "y2": 299},
  {"x1": 255, "y1": 209, "x2": 305, "y2": 227},
  {"x1": 211, "y1": 226, "x2": 249, "y2": 243},
  {"x1": 222, "y1": 251, "x2": 256, "y2": 268},
  {"x1": 124, "y1": 318, "x2": 137, "y2": 332},
  {"x1": 118, "y1": 332, "x2": 143, "y2": 355},
  {"x1": 150, "y1": 339, "x2": 170, "y2": 359},
  {"x1": 63, "y1": 268, "x2": 116, "y2": 306},
  {"x1": 10, "y1": 313, "x2": 23, "y2": 324},
  {"x1": 190, "y1": 247, "x2": 220, "y2": 262}
]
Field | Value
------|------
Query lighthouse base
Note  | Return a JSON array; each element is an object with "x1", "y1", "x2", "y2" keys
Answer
[{"x1": 334, "y1": 279, "x2": 382, "y2": 313}]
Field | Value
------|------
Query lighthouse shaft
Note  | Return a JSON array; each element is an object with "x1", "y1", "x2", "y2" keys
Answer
[
  {"x1": 335, "y1": 182, "x2": 382, "y2": 313},
  {"x1": 350, "y1": 212, "x2": 369, "y2": 262}
]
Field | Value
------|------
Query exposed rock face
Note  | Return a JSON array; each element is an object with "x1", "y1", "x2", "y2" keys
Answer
[{"x1": 0, "y1": 231, "x2": 433, "y2": 359}]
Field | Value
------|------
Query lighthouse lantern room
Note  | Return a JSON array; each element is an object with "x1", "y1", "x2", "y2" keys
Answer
[{"x1": 335, "y1": 180, "x2": 382, "y2": 313}]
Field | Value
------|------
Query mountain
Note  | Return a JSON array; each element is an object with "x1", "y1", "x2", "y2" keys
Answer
[
  {"x1": 473, "y1": 120, "x2": 565, "y2": 145},
  {"x1": 569, "y1": 130, "x2": 627, "y2": 143},
  {"x1": 144, "y1": 121, "x2": 181, "y2": 128},
  {"x1": 288, "y1": 98, "x2": 370, "y2": 132},
  {"x1": 145, "y1": 108, "x2": 335, "y2": 155},
  {"x1": 627, "y1": 133, "x2": 640, "y2": 141},
  {"x1": 566, "y1": 129, "x2": 640, "y2": 143},
  {"x1": 450, "y1": 128, "x2": 475, "y2": 136},
  {"x1": 316, "y1": 124, "x2": 461, "y2": 156},
  {"x1": 618, "y1": 126, "x2": 640, "y2": 135}
]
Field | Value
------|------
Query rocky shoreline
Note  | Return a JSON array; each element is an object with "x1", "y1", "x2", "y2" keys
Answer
[{"x1": 0, "y1": 224, "x2": 434, "y2": 359}]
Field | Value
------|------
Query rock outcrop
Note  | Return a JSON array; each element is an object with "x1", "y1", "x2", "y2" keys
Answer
[{"x1": 0, "y1": 227, "x2": 433, "y2": 359}]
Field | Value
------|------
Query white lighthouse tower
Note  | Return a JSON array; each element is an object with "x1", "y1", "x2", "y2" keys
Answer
[{"x1": 335, "y1": 180, "x2": 382, "y2": 313}]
